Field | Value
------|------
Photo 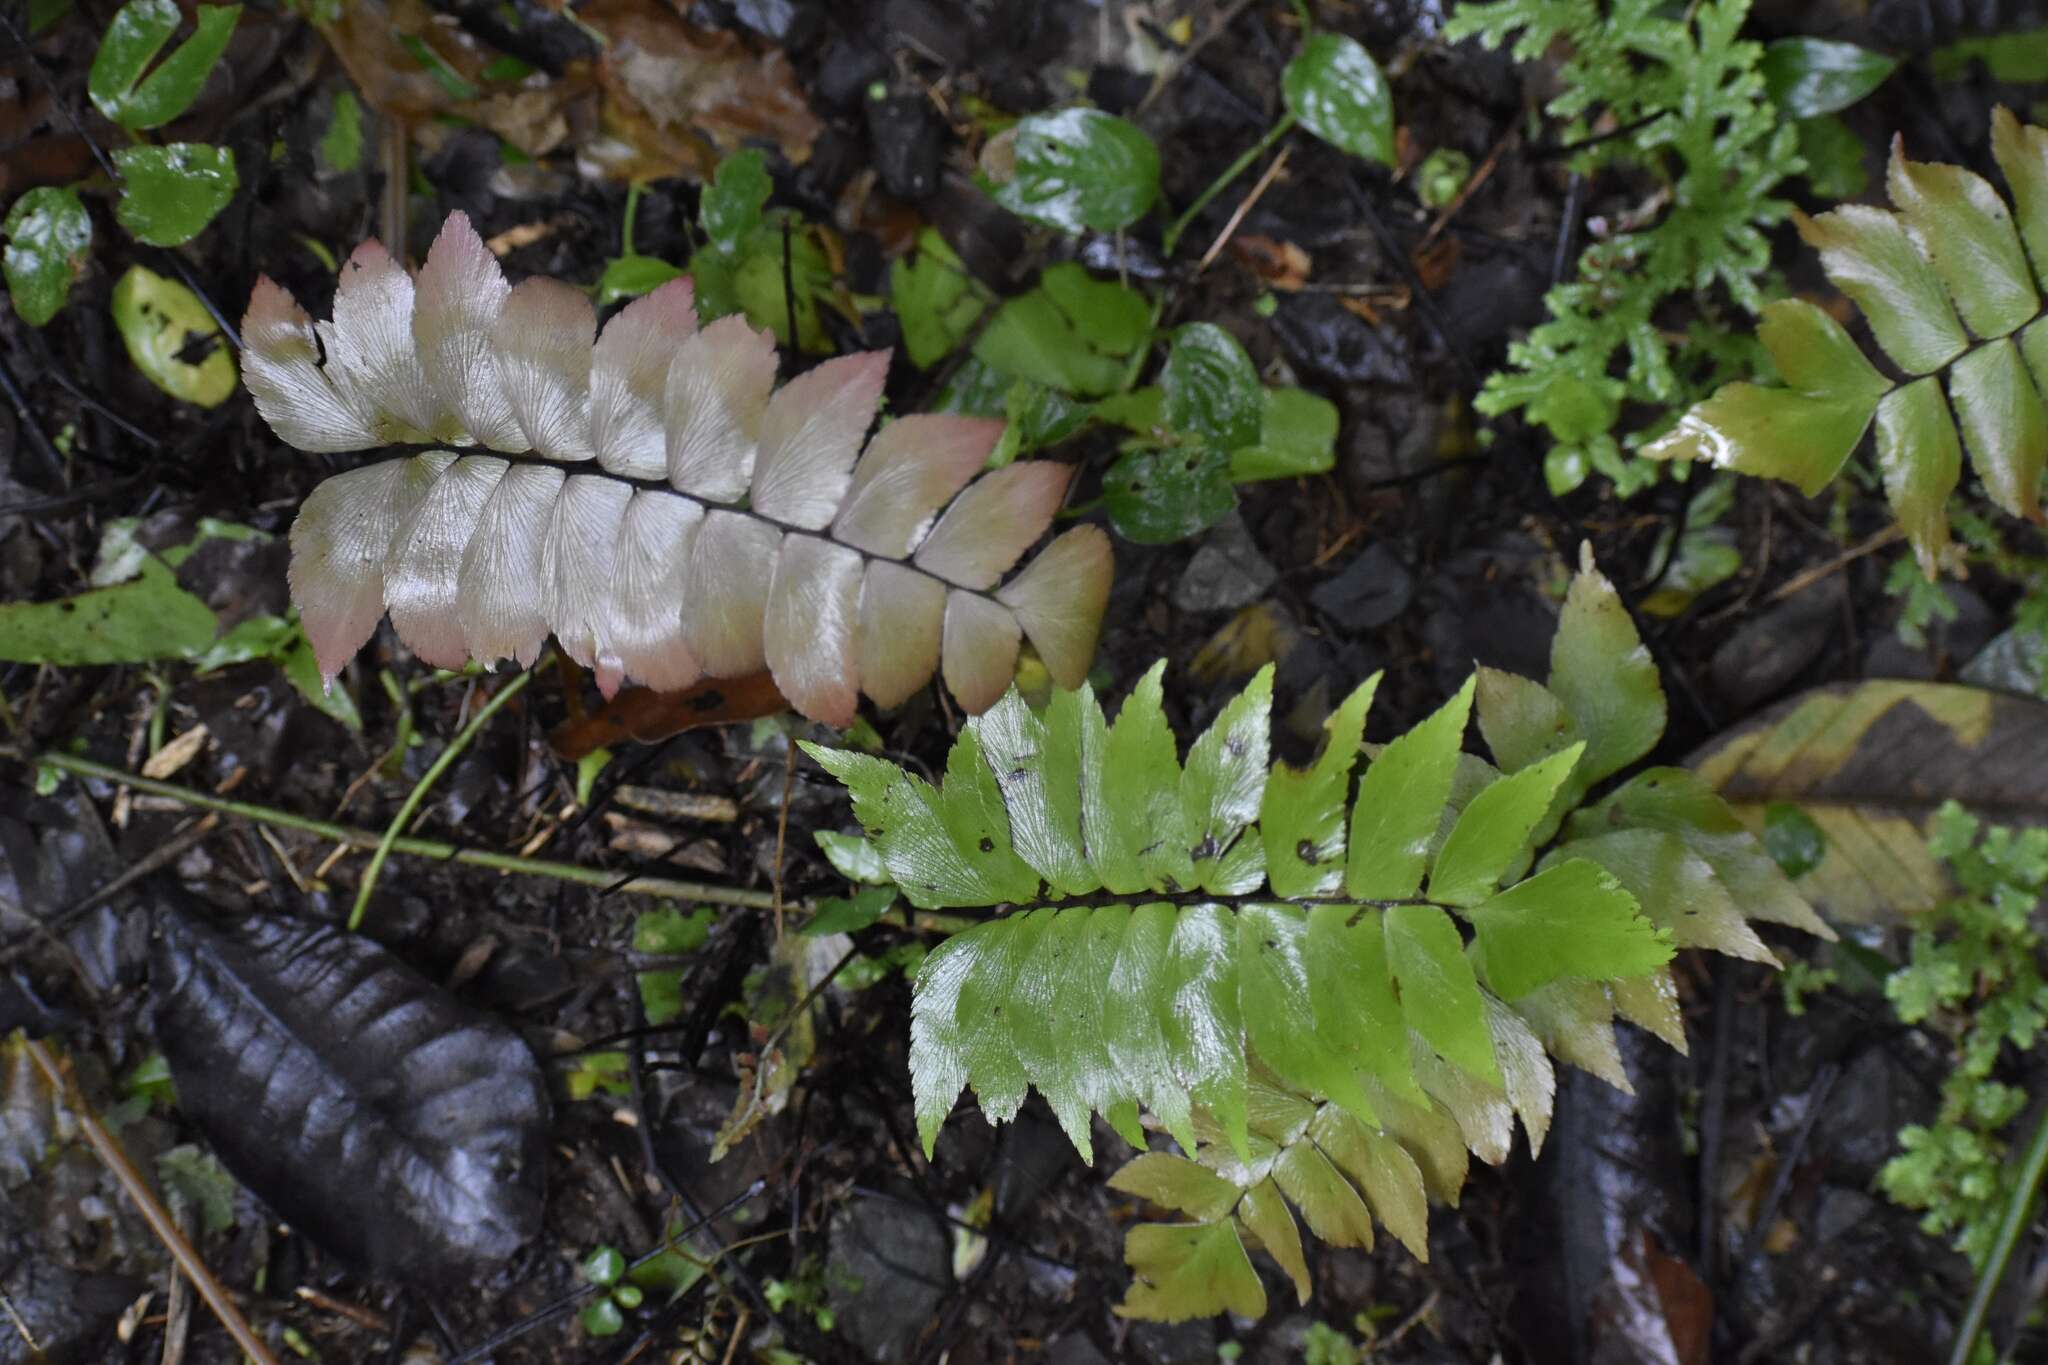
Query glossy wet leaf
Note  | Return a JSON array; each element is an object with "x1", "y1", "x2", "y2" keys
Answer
[
  {"x1": 1282, "y1": 32, "x2": 1394, "y2": 166},
  {"x1": 1103, "y1": 443, "x2": 1236, "y2": 545},
  {"x1": 1385, "y1": 903, "x2": 1499, "y2": 1084},
  {"x1": 1760, "y1": 38, "x2": 1897, "y2": 118},
  {"x1": 1549, "y1": 549, "x2": 1664, "y2": 789},
  {"x1": 1162, "y1": 323, "x2": 1261, "y2": 450},
  {"x1": 112, "y1": 264, "x2": 236, "y2": 406},
  {"x1": 1887, "y1": 139, "x2": 2037, "y2": 341},
  {"x1": 1118, "y1": 1220, "x2": 1264, "y2": 1322},
  {"x1": 151, "y1": 901, "x2": 548, "y2": 1279},
  {"x1": 985, "y1": 107, "x2": 1161, "y2": 234},
  {"x1": 113, "y1": 142, "x2": 238, "y2": 246},
  {"x1": 1947, "y1": 338, "x2": 2047, "y2": 523},
  {"x1": 1689, "y1": 680, "x2": 2048, "y2": 921},
  {"x1": 1231, "y1": 386, "x2": 1338, "y2": 481},
  {"x1": 595, "y1": 253, "x2": 686, "y2": 309},
  {"x1": 1262, "y1": 675, "x2": 1377, "y2": 897},
  {"x1": 2, "y1": 187, "x2": 91, "y2": 326},
  {"x1": 89, "y1": 0, "x2": 241, "y2": 131},
  {"x1": 1348, "y1": 676, "x2": 1475, "y2": 900},
  {"x1": 1429, "y1": 744, "x2": 1584, "y2": 906}
]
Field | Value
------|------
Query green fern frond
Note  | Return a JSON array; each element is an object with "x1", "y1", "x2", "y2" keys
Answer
[
  {"x1": 1649, "y1": 109, "x2": 2048, "y2": 577},
  {"x1": 804, "y1": 551, "x2": 1826, "y2": 1322}
]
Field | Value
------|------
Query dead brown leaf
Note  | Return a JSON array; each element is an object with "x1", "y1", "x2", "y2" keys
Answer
[
  {"x1": 548, "y1": 671, "x2": 792, "y2": 759},
  {"x1": 1229, "y1": 233, "x2": 1312, "y2": 291}
]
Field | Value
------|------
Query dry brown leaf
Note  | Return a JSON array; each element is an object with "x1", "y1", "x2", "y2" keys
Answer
[
  {"x1": 575, "y1": 0, "x2": 821, "y2": 184},
  {"x1": 1229, "y1": 234, "x2": 1312, "y2": 291},
  {"x1": 549, "y1": 671, "x2": 792, "y2": 759}
]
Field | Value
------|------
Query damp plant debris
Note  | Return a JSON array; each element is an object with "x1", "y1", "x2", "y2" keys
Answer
[{"x1": 246, "y1": 211, "x2": 1112, "y2": 725}]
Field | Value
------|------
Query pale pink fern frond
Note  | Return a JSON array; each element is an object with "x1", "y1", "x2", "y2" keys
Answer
[{"x1": 247, "y1": 212, "x2": 1112, "y2": 726}]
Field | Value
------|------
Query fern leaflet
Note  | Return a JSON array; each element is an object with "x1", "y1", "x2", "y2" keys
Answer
[
  {"x1": 806, "y1": 550, "x2": 1830, "y2": 1322},
  {"x1": 1649, "y1": 109, "x2": 2048, "y2": 577},
  {"x1": 242, "y1": 212, "x2": 1111, "y2": 724}
]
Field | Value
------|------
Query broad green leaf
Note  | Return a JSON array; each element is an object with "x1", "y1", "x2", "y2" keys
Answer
[
  {"x1": 595, "y1": 254, "x2": 685, "y2": 309},
  {"x1": 1105, "y1": 902, "x2": 1192, "y2": 1149},
  {"x1": 1046, "y1": 907, "x2": 1139, "y2": 1155},
  {"x1": 1464, "y1": 858, "x2": 1670, "y2": 1000},
  {"x1": 89, "y1": 0, "x2": 241, "y2": 131},
  {"x1": 1797, "y1": 204, "x2": 1968, "y2": 375},
  {"x1": 1271, "y1": 1139, "x2": 1375, "y2": 1249},
  {"x1": 1991, "y1": 107, "x2": 2048, "y2": 290},
  {"x1": 1100, "y1": 664, "x2": 1195, "y2": 893},
  {"x1": 1511, "y1": 979, "x2": 1628, "y2": 1090},
  {"x1": 939, "y1": 728, "x2": 1041, "y2": 901},
  {"x1": 1006, "y1": 908, "x2": 1104, "y2": 1152},
  {"x1": 1875, "y1": 376, "x2": 1962, "y2": 579},
  {"x1": 1117, "y1": 1221, "x2": 1265, "y2": 1322},
  {"x1": 319, "y1": 90, "x2": 362, "y2": 174},
  {"x1": 1549, "y1": 550, "x2": 1664, "y2": 787},
  {"x1": 1887, "y1": 140, "x2": 2037, "y2": 341},
  {"x1": 1764, "y1": 801, "x2": 1828, "y2": 879},
  {"x1": 1231, "y1": 386, "x2": 1339, "y2": 482},
  {"x1": 802, "y1": 746, "x2": 1033, "y2": 908},
  {"x1": 1554, "y1": 831, "x2": 1774, "y2": 965},
  {"x1": 2, "y1": 186, "x2": 91, "y2": 326},
  {"x1": 279, "y1": 631, "x2": 362, "y2": 731},
  {"x1": 1474, "y1": 668, "x2": 1576, "y2": 775},
  {"x1": 815, "y1": 830, "x2": 891, "y2": 884},
  {"x1": 1103, "y1": 444, "x2": 1236, "y2": 545},
  {"x1": 1282, "y1": 32, "x2": 1394, "y2": 166},
  {"x1": 1110, "y1": 1152, "x2": 1242, "y2": 1221},
  {"x1": 1384, "y1": 903, "x2": 1499, "y2": 1085},
  {"x1": 1307, "y1": 1105, "x2": 1431, "y2": 1258},
  {"x1": 1947, "y1": 338, "x2": 2047, "y2": 523},
  {"x1": 1306, "y1": 905, "x2": 1417, "y2": 1101},
  {"x1": 975, "y1": 264, "x2": 1150, "y2": 396},
  {"x1": 1240, "y1": 905, "x2": 1376, "y2": 1125},
  {"x1": 975, "y1": 689, "x2": 1099, "y2": 895},
  {"x1": 801, "y1": 887, "x2": 893, "y2": 936},
  {"x1": 1165, "y1": 904, "x2": 1249, "y2": 1159},
  {"x1": 1348, "y1": 676, "x2": 1475, "y2": 900},
  {"x1": 1263, "y1": 675, "x2": 1378, "y2": 897},
  {"x1": 1610, "y1": 967, "x2": 1687, "y2": 1052},
  {"x1": 1644, "y1": 382, "x2": 1880, "y2": 496},
  {"x1": 113, "y1": 142, "x2": 238, "y2": 246},
  {"x1": 892, "y1": 228, "x2": 988, "y2": 369},
  {"x1": 0, "y1": 536, "x2": 219, "y2": 665},
  {"x1": 1409, "y1": 1041, "x2": 1513, "y2": 1166},
  {"x1": 700, "y1": 149, "x2": 771, "y2": 257},
  {"x1": 1181, "y1": 666, "x2": 1272, "y2": 890},
  {"x1": 1162, "y1": 323, "x2": 1261, "y2": 450},
  {"x1": 985, "y1": 107, "x2": 1161, "y2": 234},
  {"x1": 1758, "y1": 297, "x2": 1891, "y2": 402},
  {"x1": 952, "y1": 908, "x2": 1053, "y2": 1125},
  {"x1": 1568, "y1": 767, "x2": 1830, "y2": 938},
  {"x1": 1481, "y1": 993, "x2": 1555, "y2": 1156},
  {"x1": 1237, "y1": 1179, "x2": 1310, "y2": 1304},
  {"x1": 993, "y1": 379, "x2": 1090, "y2": 463},
  {"x1": 1760, "y1": 38, "x2": 1897, "y2": 118},
  {"x1": 110, "y1": 265, "x2": 236, "y2": 407},
  {"x1": 1429, "y1": 744, "x2": 1584, "y2": 906}
]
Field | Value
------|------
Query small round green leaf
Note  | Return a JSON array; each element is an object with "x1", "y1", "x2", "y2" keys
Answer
[
  {"x1": 1282, "y1": 33, "x2": 1395, "y2": 166},
  {"x1": 700, "y1": 148, "x2": 771, "y2": 257},
  {"x1": 1161, "y1": 322, "x2": 1261, "y2": 450},
  {"x1": 2, "y1": 186, "x2": 92, "y2": 326},
  {"x1": 1763, "y1": 802, "x2": 1827, "y2": 878},
  {"x1": 1760, "y1": 37, "x2": 1897, "y2": 119},
  {"x1": 112, "y1": 142, "x2": 238, "y2": 246},
  {"x1": 1103, "y1": 443, "x2": 1236, "y2": 545},
  {"x1": 580, "y1": 1245, "x2": 626, "y2": 1288},
  {"x1": 985, "y1": 107, "x2": 1161, "y2": 234},
  {"x1": 595, "y1": 253, "x2": 686, "y2": 308},
  {"x1": 579, "y1": 1299, "x2": 624, "y2": 1337},
  {"x1": 111, "y1": 263, "x2": 237, "y2": 407},
  {"x1": 90, "y1": 0, "x2": 242, "y2": 131}
]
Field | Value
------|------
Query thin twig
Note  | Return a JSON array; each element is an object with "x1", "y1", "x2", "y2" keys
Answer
[
  {"x1": 1197, "y1": 145, "x2": 1291, "y2": 275},
  {"x1": 1416, "y1": 126, "x2": 1515, "y2": 254},
  {"x1": 1764, "y1": 525, "x2": 1905, "y2": 604},
  {"x1": 350, "y1": 669, "x2": 535, "y2": 929},
  {"x1": 27, "y1": 750, "x2": 781, "y2": 911},
  {"x1": 23, "y1": 1039, "x2": 282, "y2": 1365},
  {"x1": 1162, "y1": 113, "x2": 1297, "y2": 258}
]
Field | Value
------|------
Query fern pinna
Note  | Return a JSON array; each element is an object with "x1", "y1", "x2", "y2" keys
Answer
[
  {"x1": 241, "y1": 212, "x2": 1111, "y2": 725},
  {"x1": 808, "y1": 552, "x2": 1829, "y2": 1322},
  {"x1": 1649, "y1": 109, "x2": 2048, "y2": 576}
]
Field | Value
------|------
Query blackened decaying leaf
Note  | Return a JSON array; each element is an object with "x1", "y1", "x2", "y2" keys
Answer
[{"x1": 150, "y1": 904, "x2": 549, "y2": 1281}]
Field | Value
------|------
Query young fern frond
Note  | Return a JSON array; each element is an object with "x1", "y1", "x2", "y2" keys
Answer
[
  {"x1": 1648, "y1": 109, "x2": 2048, "y2": 577},
  {"x1": 242, "y1": 212, "x2": 1112, "y2": 724},
  {"x1": 806, "y1": 551, "x2": 1830, "y2": 1322}
]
